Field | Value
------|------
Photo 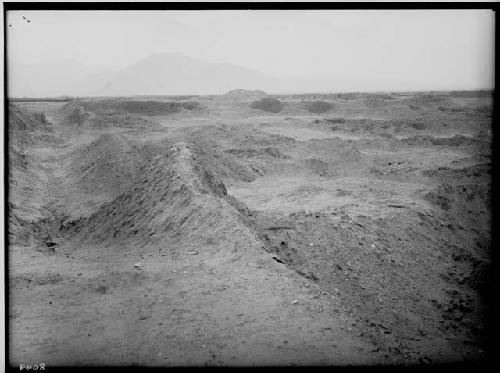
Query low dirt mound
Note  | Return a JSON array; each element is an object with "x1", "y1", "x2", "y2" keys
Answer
[
  {"x1": 448, "y1": 90, "x2": 493, "y2": 98},
  {"x1": 294, "y1": 138, "x2": 368, "y2": 176},
  {"x1": 9, "y1": 104, "x2": 52, "y2": 132},
  {"x1": 65, "y1": 133, "x2": 147, "y2": 197},
  {"x1": 403, "y1": 120, "x2": 426, "y2": 130},
  {"x1": 304, "y1": 158, "x2": 329, "y2": 175},
  {"x1": 191, "y1": 142, "x2": 257, "y2": 183},
  {"x1": 187, "y1": 126, "x2": 294, "y2": 179},
  {"x1": 59, "y1": 100, "x2": 93, "y2": 127},
  {"x1": 225, "y1": 147, "x2": 288, "y2": 159},
  {"x1": 299, "y1": 138, "x2": 366, "y2": 163},
  {"x1": 363, "y1": 95, "x2": 394, "y2": 109},
  {"x1": 251, "y1": 97, "x2": 284, "y2": 113},
  {"x1": 8, "y1": 144, "x2": 49, "y2": 244},
  {"x1": 59, "y1": 142, "x2": 252, "y2": 246},
  {"x1": 402, "y1": 135, "x2": 480, "y2": 147},
  {"x1": 8, "y1": 105, "x2": 57, "y2": 232},
  {"x1": 403, "y1": 94, "x2": 451, "y2": 110},
  {"x1": 422, "y1": 164, "x2": 491, "y2": 250},
  {"x1": 223, "y1": 89, "x2": 267, "y2": 100},
  {"x1": 303, "y1": 101, "x2": 334, "y2": 114},
  {"x1": 93, "y1": 112, "x2": 162, "y2": 130},
  {"x1": 188, "y1": 125, "x2": 296, "y2": 150},
  {"x1": 80, "y1": 99, "x2": 201, "y2": 116},
  {"x1": 9, "y1": 104, "x2": 60, "y2": 150},
  {"x1": 422, "y1": 164, "x2": 490, "y2": 180},
  {"x1": 59, "y1": 100, "x2": 161, "y2": 130},
  {"x1": 309, "y1": 117, "x2": 348, "y2": 132}
]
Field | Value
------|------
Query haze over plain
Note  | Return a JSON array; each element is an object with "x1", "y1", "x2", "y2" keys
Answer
[{"x1": 7, "y1": 10, "x2": 494, "y2": 96}]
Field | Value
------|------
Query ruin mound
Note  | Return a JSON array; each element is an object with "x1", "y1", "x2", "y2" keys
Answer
[
  {"x1": 251, "y1": 97, "x2": 284, "y2": 113},
  {"x1": 224, "y1": 89, "x2": 268, "y2": 100},
  {"x1": 303, "y1": 101, "x2": 334, "y2": 114}
]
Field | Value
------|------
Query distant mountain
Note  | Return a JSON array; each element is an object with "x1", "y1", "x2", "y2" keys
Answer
[
  {"x1": 95, "y1": 52, "x2": 279, "y2": 96},
  {"x1": 7, "y1": 52, "x2": 362, "y2": 97},
  {"x1": 9, "y1": 52, "x2": 487, "y2": 98},
  {"x1": 8, "y1": 59, "x2": 117, "y2": 98}
]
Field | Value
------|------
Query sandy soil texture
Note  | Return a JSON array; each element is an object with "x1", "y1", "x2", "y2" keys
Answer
[{"x1": 7, "y1": 90, "x2": 492, "y2": 366}]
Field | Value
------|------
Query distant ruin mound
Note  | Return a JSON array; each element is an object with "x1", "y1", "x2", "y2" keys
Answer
[
  {"x1": 303, "y1": 101, "x2": 334, "y2": 114},
  {"x1": 81, "y1": 99, "x2": 201, "y2": 116},
  {"x1": 251, "y1": 97, "x2": 284, "y2": 113},
  {"x1": 58, "y1": 100, "x2": 162, "y2": 130},
  {"x1": 224, "y1": 89, "x2": 267, "y2": 100},
  {"x1": 448, "y1": 90, "x2": 493, "y2": 98}
]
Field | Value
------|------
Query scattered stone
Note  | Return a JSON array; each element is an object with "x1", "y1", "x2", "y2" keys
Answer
[
  {"x1": 291, "y1": 299, "x2": 299, "y2": 304},
  {"x1": 133, "y1": 263, "x2": 141, "y2": 269},
  {"x1": 272, "y1": 256, "x2": 284, "y2": 264}
]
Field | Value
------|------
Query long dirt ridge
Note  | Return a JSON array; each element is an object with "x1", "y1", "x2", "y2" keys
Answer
[{"x1": 8, "y1": 91, "x2": 492, "y2": 366}]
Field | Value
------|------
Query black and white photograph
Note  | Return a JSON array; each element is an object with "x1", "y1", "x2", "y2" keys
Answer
[{"x1": 3, "y1": 2, "x2": 495, "y2": 367}]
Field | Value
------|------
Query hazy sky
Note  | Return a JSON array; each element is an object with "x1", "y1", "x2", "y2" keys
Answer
[{"x1": 7, "y1": 9, "x2": 495, "y2": 90}]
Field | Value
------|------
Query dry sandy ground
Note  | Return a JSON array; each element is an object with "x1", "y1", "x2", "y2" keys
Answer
[{"x1": 7, "y1": 91, "x2": 492, "y2": 366}]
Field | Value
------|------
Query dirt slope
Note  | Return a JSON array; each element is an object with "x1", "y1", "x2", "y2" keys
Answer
[{"x1": 8, "y1": 92, "x2": 492, "y2": 366}]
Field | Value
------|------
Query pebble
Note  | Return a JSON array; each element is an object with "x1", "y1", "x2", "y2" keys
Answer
[
  {"x1": 309, "y1": 243, "x2": 314, "y2": 246},
  {"x1": 133, "y1": 263, "x2": 141, "y2": 269},
  {"x1": 291, "y1": 299, "x2": 299, "y2": 304}
]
